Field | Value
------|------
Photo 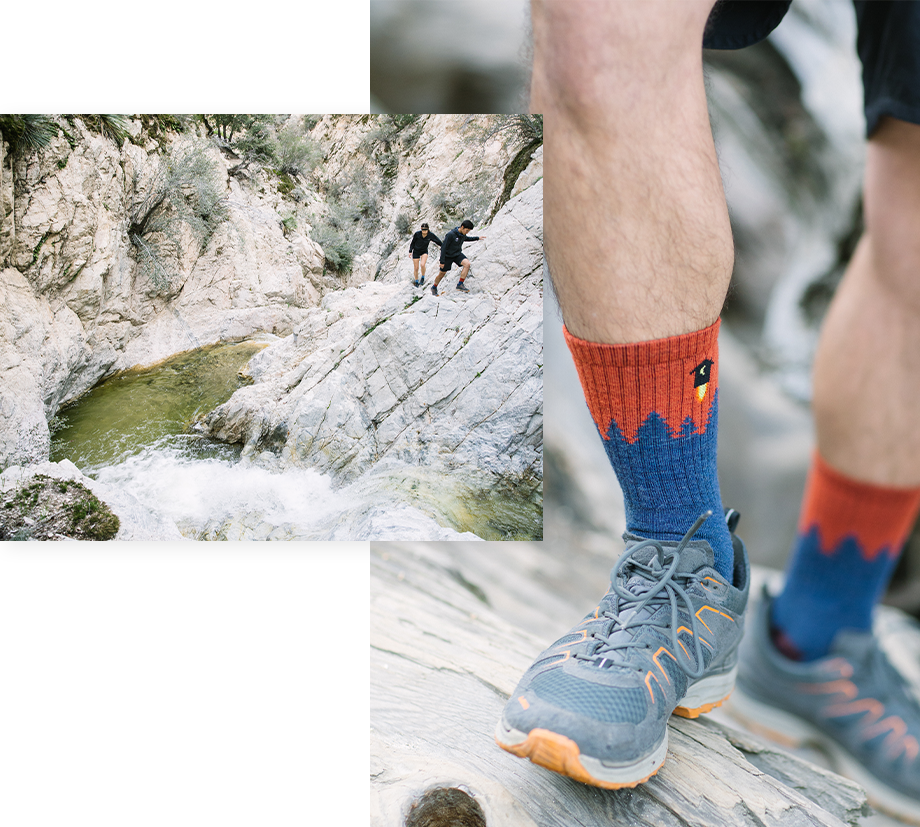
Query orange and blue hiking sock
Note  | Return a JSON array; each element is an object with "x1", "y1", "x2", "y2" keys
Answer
[
  {"x1": 564, "y1": 319, "x2": 734, "y2": 579},
  {"x1": 771, "y1": 452, "x2": 920, "y2": 661}
]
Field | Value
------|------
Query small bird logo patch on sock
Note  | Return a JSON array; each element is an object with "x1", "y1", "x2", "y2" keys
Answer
[{"x1": 691, "y1": 359, "x2": 714, "y2": 402}]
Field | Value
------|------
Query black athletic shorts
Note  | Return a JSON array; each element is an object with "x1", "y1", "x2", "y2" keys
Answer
[
  {"x1": 439, "y1": 253, "x2": 467, "y2": 271},
  {"x1": 411, "y1": 250, "x2": 427, "y2": 259},
  {"x1": 704, "y1": 0, "x2": 920, "y2": 136}
]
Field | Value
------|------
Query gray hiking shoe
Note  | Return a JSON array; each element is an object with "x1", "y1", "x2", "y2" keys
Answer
[
  {"x1": 731, "y1": 589, "x2": 920, "y2": 824},
  {"x1": 496, "y1": 511, "x2": 750, "y2": 788}
]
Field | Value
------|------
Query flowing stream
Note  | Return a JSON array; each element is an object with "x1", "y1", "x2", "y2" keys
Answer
[{"x1": 50, "y1": 341, "x2": 541, "y2": 540}]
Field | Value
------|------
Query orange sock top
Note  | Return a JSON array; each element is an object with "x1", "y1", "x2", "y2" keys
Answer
[{"x1": 799, "y1": 452, "x2": 920, "y2": 561}]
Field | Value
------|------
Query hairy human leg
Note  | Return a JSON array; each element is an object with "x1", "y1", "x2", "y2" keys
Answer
[
  {"x1": 813, "y1": 118, "x2": 920, "y2": 487},
  {"x1": 532, "y1": 0, "x2": 733, "y2": 344},
  {"x1": 771, "y1": 118, "x2": 920, "y2": 660},
  {"x1": 532, "y1": 0, "x2": 735, "y2": 569},
  {"x1": 497, "y1": 0, "x2": 751, "y2": 793}
]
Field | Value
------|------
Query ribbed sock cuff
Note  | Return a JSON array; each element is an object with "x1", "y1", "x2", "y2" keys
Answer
[{"x1": 563, "y1": 320, "x2": 720, "y2": 443}]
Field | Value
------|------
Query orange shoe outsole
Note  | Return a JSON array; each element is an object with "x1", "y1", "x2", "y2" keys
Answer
[
  {"x1": 673, "y1": 689, "x2": 733, "y2": 719},
  {"x1": 497, "y1": 690, "x2": 730, "y2": 787},
  {"x1": 496, "y1": 728, "x2": 664, "y2": 790}
]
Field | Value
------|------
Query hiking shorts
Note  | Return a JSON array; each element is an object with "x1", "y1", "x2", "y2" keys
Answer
[
  {"x1": 439, "y1": 254, "x2": 467, "y2": 272},
  {"x1": 704, "y1": 0, "x2": 920, "y2": 136},
  {"x1": 411, "y1": 250, "x2": 427, "y2": 259}
]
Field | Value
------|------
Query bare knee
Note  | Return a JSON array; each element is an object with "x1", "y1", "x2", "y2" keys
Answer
[{"x1": 532, "y1": 0, "x2": 715, "y2": 122}]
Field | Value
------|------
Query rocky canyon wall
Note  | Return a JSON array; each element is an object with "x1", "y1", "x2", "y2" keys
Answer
[{"x1": 0, "y1": 115, "x2": 543, "y2": 502}]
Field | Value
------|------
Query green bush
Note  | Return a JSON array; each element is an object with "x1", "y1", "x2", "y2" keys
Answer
[
  {"x1": 129, "y1": 140, "x2": 229, "y2": 291},
  {"x1": 277, "y1": 122, "x2": 323, "y2": 176}
]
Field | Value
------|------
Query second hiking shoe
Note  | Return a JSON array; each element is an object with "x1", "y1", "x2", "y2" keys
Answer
[
  {"x1": 495, "y1": 511, "x2": 750, "y2": 788},
  {"x1": 430, "y1": 284, "x2": 438, "y2": 296},
  {"x1": 456, "y1": 282, "x2": 470, "y2": 292},
  {"x1": 730, "y1": 589, "x2": 920, "y2": 824}
]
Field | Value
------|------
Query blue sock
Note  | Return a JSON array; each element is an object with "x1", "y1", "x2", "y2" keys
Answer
[
  {"x1": 564, "y1": 320, "x2": 734, "y2": 579},
  {"x1": 772, "y1": 452, "x2": 920, "y2": 660}
]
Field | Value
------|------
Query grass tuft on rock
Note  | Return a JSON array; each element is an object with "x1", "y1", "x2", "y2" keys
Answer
[{"x1": 0, "y1": 475, "x2": 120, "y2": 541}]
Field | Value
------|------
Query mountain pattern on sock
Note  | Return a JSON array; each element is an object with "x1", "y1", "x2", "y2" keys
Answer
[
  {"x1": 772, "y1": 452, "x2": 920, "y2": 661},
  {"x1": 564, "y1": 319, "x2": 733, "y2": 578}
]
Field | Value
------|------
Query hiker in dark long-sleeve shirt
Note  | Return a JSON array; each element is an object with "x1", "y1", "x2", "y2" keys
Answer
[
  {"x1": 431, "y1": 219, "x2": 486, "y2": 296},
  {"x1": 409, "y1": 223, "x2": 442, "y2": 287}
]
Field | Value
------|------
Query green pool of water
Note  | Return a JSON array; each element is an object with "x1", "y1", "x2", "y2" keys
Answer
[
  {"x1": 47, "y1": 339, "x2": 542, "y2": 541},
  {"x1": 51, "y1": 341, "x2": 269, "y2": 472}
]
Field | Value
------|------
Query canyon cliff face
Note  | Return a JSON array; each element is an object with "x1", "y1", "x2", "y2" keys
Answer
[
  {"x1": 0, "y1": 117, "x2": 324, "y2": 468},
  {"x1": 0, "y1": 115, "x2": 542, "y2": 538},
  {"x1": 202, "y1": 173, "x2": 543, "y2": 494}
]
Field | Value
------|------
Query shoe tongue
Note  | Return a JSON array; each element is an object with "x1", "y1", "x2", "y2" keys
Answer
[
  {"x1": 621, "y1": 534, "x2": 715, "y2": 576},
  {"x1": 674, "y1": 543, "x2": 714, "y2": 574}
]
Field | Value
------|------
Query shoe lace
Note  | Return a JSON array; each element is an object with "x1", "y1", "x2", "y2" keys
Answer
[{"x1": 574, "y1": 511, "x2": 715, "y2": 680}]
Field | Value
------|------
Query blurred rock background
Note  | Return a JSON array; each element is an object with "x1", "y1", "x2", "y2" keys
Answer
[
  {"x1": 546, "y1": 0, "x2": 920, "y2": 619},
  {"x1": 370, "y1": 0, "x2": 530, "y2": 114}
]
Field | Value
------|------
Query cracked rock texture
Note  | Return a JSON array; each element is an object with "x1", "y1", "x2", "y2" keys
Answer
[{"x1": 202, "y1": 172, "x2": 543, "y2": 491}]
